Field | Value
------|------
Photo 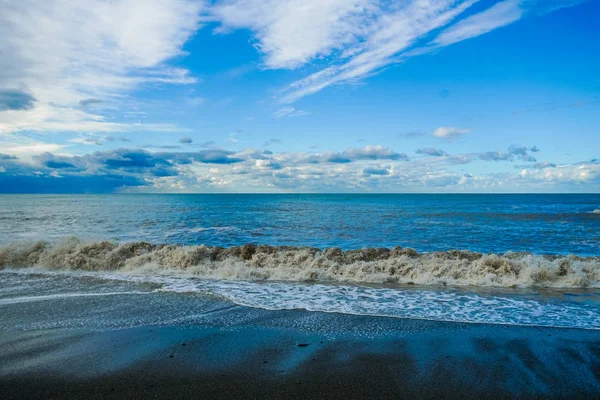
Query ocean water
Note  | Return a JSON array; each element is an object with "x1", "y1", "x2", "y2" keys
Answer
[
  {"x1": 1, "y1": 194, "x2": 599, "y2": 330},
  {"x1": 1, "y1": 193, "x2": 599, "y2": 253}
]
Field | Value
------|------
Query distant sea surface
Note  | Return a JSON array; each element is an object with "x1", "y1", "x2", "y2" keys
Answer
[
  {"x1": 1, "y1": 194, "x2": 600, "y2": 330},
  {"x1": 1, "y1": 193, "x2": 598, "y2": 254}
]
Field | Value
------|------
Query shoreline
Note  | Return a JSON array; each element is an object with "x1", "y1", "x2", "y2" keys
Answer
[{"x1": 2, "y1": 268, "x2": 600, "y2": 399}]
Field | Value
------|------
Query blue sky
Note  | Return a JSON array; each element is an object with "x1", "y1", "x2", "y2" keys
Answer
[{"x1": 0, "y1": 0, "x2": 598, "y2": 193}]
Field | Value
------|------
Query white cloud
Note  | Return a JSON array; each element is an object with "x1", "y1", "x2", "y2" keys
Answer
[
  {"x1": 519, "y1": 162, "x2": 599, "y2": 183},
  {"x1": 0, "y1": 104, "x2": 185, "y2": 134},
  {"x1": 212, "y1": 0, "x2": 377, "y2": 69},
  {"x1": 305, "y1": 145, "x2": 409, "y2": 163},
  {"x1": 0, "y1": 0, "x2": 205, "y2": 133},
  {"x1": 416, "y1": 147, "x2": 448, "y2": 157},
  {"x1": 433, "y1": 126, "x2": 471, "y2": 140},
  {"x1": 228, "y1": 131, "x2": 241, "y2": 143},
  {"x1": 279, "y1": 0, "x2": 479, "y2": 103},
  {"x1": 272, "y1": 107, "x2": 311, "y2": 118},
  {"x1": 6, "y1": 141, "x2": 595, "y2": 193},
  {"x1": 212, "y1": 0, "x2": 582, "y2": 103},
  {"x1": 434, "y1": 0, "x2": 523, "y2": 46},
  {"x1": 0, "y1": 142, "x2": 65, "y2": 161}
]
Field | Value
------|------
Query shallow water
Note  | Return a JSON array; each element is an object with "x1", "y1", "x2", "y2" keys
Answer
[{"x1": 2, "y1": 270, "x2": 600, "y2": 330}]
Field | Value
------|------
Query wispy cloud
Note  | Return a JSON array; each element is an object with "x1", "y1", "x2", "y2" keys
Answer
[
  {"x1": 433, "y1": 126, "x2": 471, "y2": 140},
  {"x1": 272, "y1": 107, "x2": 310, "y2": 118},
  {"x1": 227, "y1": 129, "x2": 243, "y2": 143},
  {"x1": 210, "y1": 0, "x2": 583, "y2": 103},
  {"x1": 416, "y1": 148, "x2": 449, "y2": 157},
  {"x1": 433, "y1": 0, "x2": 523, "y2": 46},
  {"x1": 398, "y1": 132, "x2": 426, "y2": 139},
  {"x1": 278, "y1": 0, "x2": 479, "y2": 103},
  {"x1": 0, "y1": 0, "x2": 204, "y2": 133},
  {"x1": 263, "y1": 138, "x2": 282, "y2": 147},
  {"x1": 212, "y1": 0, "x2": 377, "y2": 69}
]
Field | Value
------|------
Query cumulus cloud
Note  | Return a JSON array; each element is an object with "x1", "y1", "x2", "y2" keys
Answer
[
  {"x1": 479, "y1": 151, "x2": 513, "y2": 162},
  {"x1": 254, "y1": 159, "x2": 282, "y2": 170},
  {"x1": 515, "y1": 161, "x2": 556, "y2": 169},
  {"x1": 507, "y1": 145, "x2": 538, "y2": 162},
  {"x1": 44, "y1": 160, "x2": 78, "y2": 169},
  {"x1": 2, "y1": 144, "x2": 409, "y2": 192},
  {"x1": 363, "y1": 166, "x2": 390, "y2": 176},
  {"x1": 1, "y1": 144, "x2": 597, "y2": 193},
  {"x1": 432, "y1": 127, "x2": 471, "y2": 140},
  {"x1": 519, "y1": 160, "x2": 599, "y2": 184},
  {"x1": 32, "y1": 148, "x2": 244, "y2": 178},
  {"x1": 0, "y1": 153, "x2": 18, "y2": 160},
  {"x1": 446, "y1": 155, "x2": 474, "y2": 165},
  {"x1": 479, "y1": 145, "x2": 539, "y2": 162},
  {"x1": 0, "y1": 174, "x2": 144, "y2": 194},
  {"x1": 308, "y1": 145, "x2": 408, "y2": 163}
]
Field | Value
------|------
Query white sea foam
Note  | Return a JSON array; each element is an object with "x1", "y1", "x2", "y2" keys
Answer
[
  {"x1": 1, "y1": 238, "x2": 599, "y2": 288},
  {"x1": 0, "y1": 291, "x2": 150, "y2": 305},
  {"x1": 3, "y1": 269, "x2": 599, "y2": 330},
  {"x1": 179, "y1": 280, "x2": 600, "y2": 330}
]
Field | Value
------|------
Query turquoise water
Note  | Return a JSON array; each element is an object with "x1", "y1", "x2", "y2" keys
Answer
[{"x1": 1, "y1": 194, "x2": 598, "y2": 254}]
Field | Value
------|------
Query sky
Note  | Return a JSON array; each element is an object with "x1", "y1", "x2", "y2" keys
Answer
[{"x1": 0, "y1": 0, "x2": 598, "y2": 193}]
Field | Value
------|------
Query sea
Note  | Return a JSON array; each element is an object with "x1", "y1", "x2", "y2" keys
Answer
[{"x1": 1, "y1": 193, "x2": 599, "y2": 330}]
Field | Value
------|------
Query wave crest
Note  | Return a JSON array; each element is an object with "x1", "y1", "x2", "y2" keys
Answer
[{"x1": 1, "y1": 238, "x2": 599, "y2": 288}]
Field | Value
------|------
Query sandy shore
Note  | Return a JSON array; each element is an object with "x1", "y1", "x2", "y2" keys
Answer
[
  {"x1": 2, "y1": 306, "x2": 600, "y2": 399},
  {"x1": 1, "y1": 271, "x2": 599, "y2": 399}
]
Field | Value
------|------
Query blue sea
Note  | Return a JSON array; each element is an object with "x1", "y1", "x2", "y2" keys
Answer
[
  {"x1": 1, "y1": 193, "x2": 599, "y2": 253},
  {"x1": 1, "y1": 194, "x2": 599, "y2": 330}
]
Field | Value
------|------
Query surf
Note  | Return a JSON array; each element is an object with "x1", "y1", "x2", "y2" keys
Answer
[{"x1": 2, "y1": 237, "x2": 599, "y2": 289}]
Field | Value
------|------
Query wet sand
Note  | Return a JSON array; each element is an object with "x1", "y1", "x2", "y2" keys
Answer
[{"x1": 2, "y1": 307, "x2": 600, "y2": 399}]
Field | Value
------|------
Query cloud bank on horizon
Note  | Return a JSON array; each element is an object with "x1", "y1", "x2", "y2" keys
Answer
[{"x1": 0, "y1": 0, "x2": 598, "y2": 193}]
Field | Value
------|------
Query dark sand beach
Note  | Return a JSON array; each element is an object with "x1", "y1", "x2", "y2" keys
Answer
[{"x1": 2, "y1": 302, "x2": 600, "y2": 399}]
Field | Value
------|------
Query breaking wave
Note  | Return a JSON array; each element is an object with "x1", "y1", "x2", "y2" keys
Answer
[{"x1": 1, "y1": 237, "x2": 599, "y2": 288}]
